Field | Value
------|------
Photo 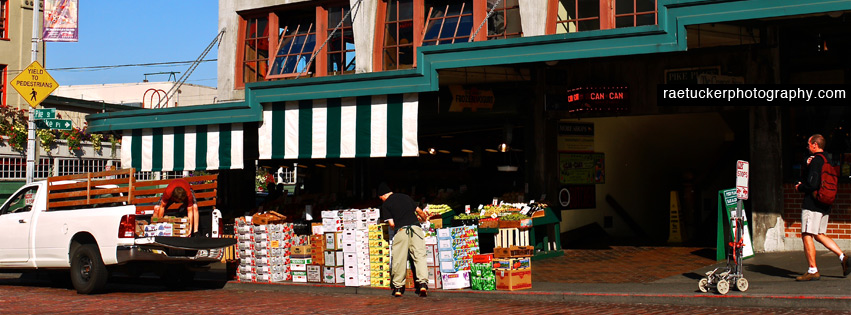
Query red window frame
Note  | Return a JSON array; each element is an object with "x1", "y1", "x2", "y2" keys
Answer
[
  {"x1": 267, "y1": 8, "x2": 319, "y2": 79},
  {"x1": 237, "y1": 14, "x2": 271, "y2": 88},
  {"x1": 485, "y1": 0, "x2": 522, "y2": 40},
  {"x1": 1, "y1": 64, "x2": 6, "y2": 107},
  {"x1": 324, "y1": 5, "x2": 356, "y2": 75},
  {"x1": 613, "y1": 0, "x2": 657, "y2": 28},
  {"x1": 374, "y1": 0, "x2": 423, "y2": 71},
  {"x1": 422, "y1": 0, "x2": 475, "y2": 46},
  {"x1": 0, "y1": 0, "x2": 9, "y2": 40}
]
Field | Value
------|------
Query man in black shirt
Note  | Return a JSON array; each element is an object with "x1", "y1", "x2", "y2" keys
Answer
[
  {"x1": 794, "y1": 134, "x2": 848, "y2": 280},
  {"x1": 378, "y1": 182, "x2": 430, "y2": 297}
]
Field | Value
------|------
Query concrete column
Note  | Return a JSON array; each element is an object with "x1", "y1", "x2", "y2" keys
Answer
[
  {"x1": 218, "y1": 0, "x2": 239, "y2": 102},
  {"x1": 750, "y1": 107, "x2": 784, "y2": 253},
  {"x1": 519, "y1": 0, "x2": 548, "y2": 36},
  {"x1": 351, "y1": 0, "x2": 377, "y2": 73}
]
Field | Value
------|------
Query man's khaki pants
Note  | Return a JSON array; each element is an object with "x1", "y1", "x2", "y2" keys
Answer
[{"x1": 391, "y1": 225, "x2": 428, "y2": 289}]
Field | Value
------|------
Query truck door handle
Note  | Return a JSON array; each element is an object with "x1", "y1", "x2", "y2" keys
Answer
[{"x1": 19, "y1": 219, "x2": 26, "y2": 223}]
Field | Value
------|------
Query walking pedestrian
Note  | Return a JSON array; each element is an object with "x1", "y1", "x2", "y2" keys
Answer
[
  {"x1": 795, "y1": 134, "x2": 848, "y2": 280},
  {"x1": 378, "y1": 182, "x2": 430, "y2": 297}
]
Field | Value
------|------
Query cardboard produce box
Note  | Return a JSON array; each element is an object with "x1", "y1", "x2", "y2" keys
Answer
[
  {"x1": 323, "y1": 266, "x2": 345, "y2": 284},
  {"x1": 471, "y1": 262, "x2": 496, "y2": 291},
  {"x1": 292, "y1": 245, "x2": 312, "y2": 256},
  {"x1": 493, "y1": 257, "x2": 531, "y2": 270},
  {"x1": 495, "y1": 268, "x2": 532, "y2": 291},
  {"x1": 441, "y1": 270, "x2": 470, "y2": 290},
  {"x1": 307, "y1": 264, "x2": 323, "y2": 283}
]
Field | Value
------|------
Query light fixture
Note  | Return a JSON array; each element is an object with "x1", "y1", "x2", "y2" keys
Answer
[
  {"x1": 461, "y1": 149, "x2": 474, "y2": 153},
  {"x1": 297, "y1": 164, "x2": 308, "y2": 169},
  {"x1": 428, "y1": 148, "x2": 437, "y2": 155},
  {"x1": 485, "y1": 148, "x2": 498, "y2": 153},
  {"x1": 334, "y1": 163, "x2": 346, "y2": 168},
  {"x1": 438, "y1": 149, "x2": 450, "y2": 154},
  {"x1": 498, "y1": 143, "x2": 509, "y2": 152},
  {"x1": 316, "y1": 164, "x2": 327, "y2": 168}
]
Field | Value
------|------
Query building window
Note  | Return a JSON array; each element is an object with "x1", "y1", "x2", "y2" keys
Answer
[
  {"x1": 379, "y1": 0, "x2": 419, "y2": 71},
  {"x1": 268, "y1": 9, "x2": 317, "y2": 78},
  {"x1": 551, "y1": 0, "x2": 600, "y2": 34},
  {"x1": 242, "y1": 16, "x2": 270, "y2": 84},
  {"x1": 326, "y1": 5, "x2": 355, "y2": 75},
  {"x1": 614, "y1": 0, "x2": 656, "y2": 28},
  {"x1": 0, "y1": 0, "x2": 8, "y2": 40},
  {"x1": 0, "y1": 64, "x2": 6, "y2": 106},
  {"x1": 422, "y1": 0, "x2": 474, "y2": 46},
  {"x1": 486, "y1": 0, "x2": 522, "y2": 40}
]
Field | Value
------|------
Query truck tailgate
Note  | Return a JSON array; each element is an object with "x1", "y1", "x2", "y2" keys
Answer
[{"x1": 136, "y1": 236, "x2": 236, "y2": 250}]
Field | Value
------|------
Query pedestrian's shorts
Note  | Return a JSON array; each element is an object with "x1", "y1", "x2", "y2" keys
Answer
[{"x1": 801, "y1": 209, "x2": 828, "y2": 235}]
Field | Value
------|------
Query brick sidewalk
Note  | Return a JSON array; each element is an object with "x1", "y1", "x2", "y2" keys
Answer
[{"x1": 533, "y1": 246, "x2": 717, "y2": 283}]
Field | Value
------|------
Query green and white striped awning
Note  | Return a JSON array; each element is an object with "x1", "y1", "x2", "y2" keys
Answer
[
  {"x1": 122, "y1": 124, "x2": 244, "y2": 172},
  {"x1": 259, "y1": 93, "x2": 418, "y2": 159}
]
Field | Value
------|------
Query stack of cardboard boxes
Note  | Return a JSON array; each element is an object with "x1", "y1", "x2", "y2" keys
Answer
[
  {"x1": 494, "y1": 254, "x2": 532, "y2": 291},
  {"x1": 139, "y1": 216, "x2": 191, "y2": 237},
  {"x1": 368, "y1": 223, "x2": 391, "y2": 287},
  {"x1": 437, "y1": 226, "x2": 479, "y2": 289},
  {"x1": 234, "y1": 218, "x2": 294, "y2": 283},
  {"x1": 307, "y1": 234, "x2": 325, "y2": 283},
  {"x1": 342, "y1": 209, "x2": 379, "y2": 287},
  {"x1": 323, "y1": 231, "x2": 345, "y2": 284},
  {"x1": 290, "y1": 245, "x2": 312, "y2": 283}
]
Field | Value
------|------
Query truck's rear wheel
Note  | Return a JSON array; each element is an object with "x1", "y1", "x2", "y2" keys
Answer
[{"x1": 70, "y1": 244, "x2": 108, "y2": 294}]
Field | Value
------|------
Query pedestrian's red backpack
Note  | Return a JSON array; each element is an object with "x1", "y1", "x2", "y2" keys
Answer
[{"x1": 813, "y1": 153, "x2": 838, "y2": 205}]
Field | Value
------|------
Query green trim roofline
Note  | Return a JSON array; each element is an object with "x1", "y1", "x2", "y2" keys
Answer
[{"x1": 87, "y1": 0, "x2": 850, "y2": 133}]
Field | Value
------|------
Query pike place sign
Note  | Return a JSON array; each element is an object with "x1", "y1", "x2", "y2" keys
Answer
[{"x1": 11, "y1": 61, "x2": 60, "y2": 108}]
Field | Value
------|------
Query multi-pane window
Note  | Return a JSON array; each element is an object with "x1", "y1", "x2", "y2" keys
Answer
[
  {"x1": 242, "y1": 16, "x2": 269, "y2": 84},
  {"x1": 268, "y1": 11, "x2": 317, "y2": 78},
  {"x1": 0, "y1": 0, "x2": 8, "y2": 40},
  {"x1": 553, "y1": 0, "x2": 600, "y2": 33},
  {"x1": 381, "y1": 0, "x2": 417, "y2": 70},
  {"x1": 326, "y1": 6, "x2": 355, "y2": 75},
  {"x1": 422, "y1": 0, "x2": 474, "y2": 46},
  {"x1": 614, "y1": 0, "x2": 656, "y2": 28},
  {"x1": 486, "y1": 0, "x2": 522, "y2": 40}
]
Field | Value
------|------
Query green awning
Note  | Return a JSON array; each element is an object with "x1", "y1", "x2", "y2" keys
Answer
[
  {"x1": 122, "y1": 124, "x2": 244, "y2": 172},
  {"x1": 258, "y1": 93, "x2": 419, "y2": 159}
]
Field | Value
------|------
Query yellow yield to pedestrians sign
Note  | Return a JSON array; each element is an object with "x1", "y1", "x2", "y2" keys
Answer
[{"x1": 11, "y1": 61, "x2": 60, "y2": 108}]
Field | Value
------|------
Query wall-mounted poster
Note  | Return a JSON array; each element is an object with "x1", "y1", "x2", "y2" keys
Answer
[{"x1": 558, "y1": 153, "x2": 605, "y2": 184}]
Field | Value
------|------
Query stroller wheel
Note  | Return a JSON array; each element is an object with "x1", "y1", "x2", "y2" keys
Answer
[
  {"x1": 716, "y1": 279, "x2": 730, "y2": 295},
  {"x1": 735, "y1": 277, "x2": 749, "y2": 292},
  {"x1": 698, "y1": 278, "x2": 709, "y2": 293}
]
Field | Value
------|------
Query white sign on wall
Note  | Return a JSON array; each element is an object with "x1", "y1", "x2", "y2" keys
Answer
[{"x1": 736, "y1": 160, "x2": 749, "y2": 200}]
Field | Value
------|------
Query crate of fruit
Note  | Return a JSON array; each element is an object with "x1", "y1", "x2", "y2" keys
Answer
[{"x1": 478, "y1": 217, "x2": 499, "y2": 229}]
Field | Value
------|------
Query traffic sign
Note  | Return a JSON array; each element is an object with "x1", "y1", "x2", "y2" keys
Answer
[
  {"x1": 736, "y1": 160, "x2": 749, "y2": 200},
  {"x1": 35, "y1": 119, "x2": 72, "y2": 130},
  {"x1": 10, "y1": 61, "x2": 60, "y2": 108},
  {"x1": 34, "y1": 108, "x2": 56, "y2": 119}
]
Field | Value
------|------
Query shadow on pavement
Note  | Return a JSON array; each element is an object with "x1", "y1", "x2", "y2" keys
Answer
[
  {"x1": 680, "y1": 272, "x2": 705, "y2": 280},
  {"x1": 745, "y1": 264, "x2": 798, "y2": 279},
  {"x1": 689, "y1": 248, "x2": 717, "y2": 260},
  {"x1": 0, "y1": 271, "x2": 228, "y2": 294}
]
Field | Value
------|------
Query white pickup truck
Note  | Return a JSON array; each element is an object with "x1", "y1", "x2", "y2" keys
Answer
[{"x1": 0, "y1": 169, "x2": 235, "y2": 294}]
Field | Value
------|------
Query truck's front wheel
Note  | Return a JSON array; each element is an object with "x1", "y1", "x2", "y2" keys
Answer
[{"x1": 70, "y1": 244, "x2": 108, "y2": 294}]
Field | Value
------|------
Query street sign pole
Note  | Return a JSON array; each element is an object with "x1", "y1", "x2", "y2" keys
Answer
[{"x1": 25, "y1": 0, "x2": 41, "y2": 184}]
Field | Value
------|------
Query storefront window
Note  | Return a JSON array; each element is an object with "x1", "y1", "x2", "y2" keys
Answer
[
  {"x1": 326, "y1": 5, "x2": 356, "y2": 75},
  {"x1": 381, "y1": 0, "x2": 417, "y2": 70},
  {"x1": 242, "y1": 16, "x2": 269, "y2": 84},
  {"x1": 614, "y1": 0, "x2": 657, "y2": 28},
  {"x1": 552, "y1": 0, "x2": 600, "y2": 34},
  {"x1": 268, "y1": 11, "x2": 317, "y2": 78},
  {"x1": 784, "y1": 107, "x2": 851, "y2": 183},
  {"x1": 422, "y1": 0, "x2": 474, "y2": 46},
  {"x1": 486, "y1": 0, "x2": 522, "y2": 40}
]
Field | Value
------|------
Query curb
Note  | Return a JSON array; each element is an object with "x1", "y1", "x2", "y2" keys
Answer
[{"x1": 223, "y1": 281, "x2": 851, "y2": 310}]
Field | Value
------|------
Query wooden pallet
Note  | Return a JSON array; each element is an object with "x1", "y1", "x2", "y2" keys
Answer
[
  {"x1": 493, "y1": 246, "x2": 534, "y2": 258},
  {"x1": 46, "y1": 168, "x2": 136, "y2": 211}
]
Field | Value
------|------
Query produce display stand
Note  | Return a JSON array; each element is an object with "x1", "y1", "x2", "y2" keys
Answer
[{"x1": 476, "y1": 208, "x2": 563, "y2": 261}]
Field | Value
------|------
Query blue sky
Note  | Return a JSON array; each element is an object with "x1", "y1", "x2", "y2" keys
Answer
[{"x1": 46, "y1": 1, "x2": 219, "y2": 87}]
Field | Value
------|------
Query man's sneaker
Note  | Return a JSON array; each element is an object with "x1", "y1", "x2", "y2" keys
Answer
[
  {"x1": 842, "y1": 254, "x2": 850, "y2": 277},
  {"x1": 418, "y1": 284, "x2": 428, "y2": 297},
  {"x1": 392, "y1": 288, "x2": 403, "y2": 297},
  {"x1": 795, "y1": 272, "x2": 820, "y2": 281}
]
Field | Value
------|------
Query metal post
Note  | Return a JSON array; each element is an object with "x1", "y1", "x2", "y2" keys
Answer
[{"x1": 25, "y1": 0, "x2": 41, "y2": 184}]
